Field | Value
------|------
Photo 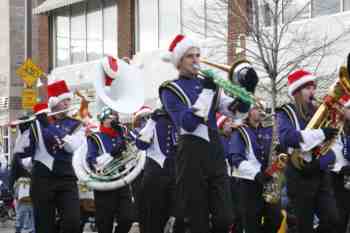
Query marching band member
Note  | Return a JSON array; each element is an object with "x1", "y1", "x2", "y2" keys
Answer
[
  {"x1": 277, "y1": 70, "x2": 340, "y2": 233},
  {"x1": 160, "y1": 34, "x2": 258, "y2": 233},
  {"x1": 134, "y1": 107, "x2": 177, "y2": 233},
  {"x1": 10, "y1": 117, "x2": 35, "y2": 233},
  {"x1": 130, "y1": 106, "x2": 152, "y2": 136},
  {"x1": 217, "y1": 114, "x2": 243, "y2": 233},
  {"x1": 229, "y1": 105, "x2": 282, "y2": 233},
  {"x1": 330, "y1": 95, "x2": 350, "y2": 233},
  {"x1": 17, "y1": 80, "x2": 85, "y2": 233},
  {"x1": 86, "y1": 107, "x2": 137, "y2": 233}
]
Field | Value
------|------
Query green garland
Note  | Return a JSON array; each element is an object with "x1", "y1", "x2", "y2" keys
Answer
[{"x1": 201, "y1": 69, "x2": 255, "y2": 105}]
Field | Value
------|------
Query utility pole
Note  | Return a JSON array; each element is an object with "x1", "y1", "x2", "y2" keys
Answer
[{"x1": 25, "y1": 0, "x2": 32, "y2": 59}]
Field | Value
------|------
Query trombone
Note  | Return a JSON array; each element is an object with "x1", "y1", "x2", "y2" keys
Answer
[{"x1": 198, "y1": 59, "x2": 264, "y2": 109}]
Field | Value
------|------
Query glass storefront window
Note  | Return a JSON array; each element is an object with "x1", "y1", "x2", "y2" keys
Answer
[
  {"x1": 55, "y1": 8, "x2": 70, "y2": 66},
  {"x1": 344, "y1": 0, "x2": 350, "y2": 11},
  {"x1": 87, "y1": 0, "x2": 103, "y2": 60},
  {"x1": 103, "y1": 1, "x2": 118, "y2": 56},
  {"x1": 312, "y1": 0, "x2": 340, "y2": 17},
  {"x1": 138, "y1": 0, "x2": 158, "y2": 51},
  {"x1": 53, "y1": 0, "x2": 118, "y2": 67},
  {"x1": 70, "y1": 3, "x2": 86, "y2": 64}
]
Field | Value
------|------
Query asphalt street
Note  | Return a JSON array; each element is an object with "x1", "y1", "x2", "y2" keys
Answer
[{"x1": 0, "y1": 221, "x2": 97, "y2": 233}]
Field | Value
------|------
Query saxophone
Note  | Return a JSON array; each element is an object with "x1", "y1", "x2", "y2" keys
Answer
[
  {"x1": 290, "y1": 62, "x2": 350, "y2": 170},
  {"x1": 262, "y1": 119, "x2": 289, "y2": 204}
]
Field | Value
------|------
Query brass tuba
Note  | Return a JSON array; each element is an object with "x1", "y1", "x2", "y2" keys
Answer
[{"x1": 290, "y1": 60, "x2": 350, "y2": 170}]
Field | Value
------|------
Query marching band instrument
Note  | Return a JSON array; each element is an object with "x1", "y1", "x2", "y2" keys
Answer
[
  {"x1": 194, "y1": 65, "x2": 255, "y2": 105},
  {"x1": 10, "y1": 106, "x2": 79, "y2": 126},
  {"x1": 198, "y1": 60, "x2": 264, "y2": 109},
  {"x1": 290, "y1": 59, "x2": 350, "y2": 170},
  {"x1": 54, "y1": 56, "x2": 147, "y2": 190}
]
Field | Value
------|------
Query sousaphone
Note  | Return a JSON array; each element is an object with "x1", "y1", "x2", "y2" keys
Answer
[{"x1": 48, "y1": 56, "x2": 146, "y2": 190}]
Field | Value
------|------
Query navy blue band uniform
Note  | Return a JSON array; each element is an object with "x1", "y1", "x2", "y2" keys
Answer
[
  {"x1": 87, "y1": 126, "x2": 137, "y2": 233},
  {"x1": 134, "y1": 110, "x2": 178, "y2": 233},
  {"x1": 160, "y1": 74, "x2": 246, "y2": 233},
  {"x1": 16, "y1": 116, "x2": 84, "y2": 233},
  {"x1": 277, "y1": 103, "x2": 340, "y2": 233}
]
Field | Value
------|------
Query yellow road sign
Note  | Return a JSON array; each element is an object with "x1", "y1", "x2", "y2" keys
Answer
[
  {"x1": 16, "y1": 59, "x2": 44, "y2": 87},
  {"x1": 22, "y1": 88, "x2": 37, "y2": 109}
]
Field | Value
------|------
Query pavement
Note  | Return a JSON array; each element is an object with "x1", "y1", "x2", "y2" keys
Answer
[{"x1": 0, "y1": 220, "x2": 97, "y2": 233}]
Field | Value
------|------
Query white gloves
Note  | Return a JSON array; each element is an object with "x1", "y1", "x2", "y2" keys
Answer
[
  {"x1": 128, "y1": 222, "x2": 140, "y2": 233},
  {"x1": 163, "y1": 216, "x2": 176, "y2": 233},
  {"x1": 95, "y1": 153, "x2": 114, "y2": 173},
  {"x1": 138, "y1": 119, "x2": 156, "y2": 143}
]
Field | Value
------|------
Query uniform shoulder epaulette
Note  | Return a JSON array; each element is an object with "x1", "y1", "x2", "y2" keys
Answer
[
  {"x1": 235, "y1": 125, "x2": 250, "y2": 147},
  {"x1": 277, "y1": 103, "x2": 297, "y2": 128},
  {"x1": 87, "y1": 133, "x2": 104, "y2": 154},
  {"x1": 159, "y1": 80, "x2": 190, "y2": 106}
]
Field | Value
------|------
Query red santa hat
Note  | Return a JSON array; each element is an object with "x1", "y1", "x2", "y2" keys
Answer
[
  {"x1": 47, "y1": 80, "x2": 73, "y2": 109},
  {"x1": 288, "y1": 69, "x2": 316, "y2": 96},
  {"x1": 216, "y1": 113, "x2": 228, "y2": 129},
  {"x1": 340, "y1": 95, "x2": 350, "y2": 108},
  {"x1": 134, "y1": 106, "x2": 152, "y2": 119},
  {"x1": 162, "y1": 34, "x2": 200, "y2": 67},
  {"x1": 101, "y1": 55, "x2": 119, "y2": 86},
  {"x1": 33, "y1": 102, "x2": 48, "y2": 115}
]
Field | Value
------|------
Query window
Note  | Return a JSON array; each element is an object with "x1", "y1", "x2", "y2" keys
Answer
[
  {"x1": 55, "y1": 8, "x2": 70, "y2": 66},
  {"x1": 103, "y1": 1, "x2": 118, "y2": 56},
  {"x1": 344, "y1": 0, "x2": 350, "y2": 11},
  {"x1": 70, "y1": 3, "x2": 86, "y2": 64},
  {"x1": 137, "y1": 0, "x2": 158, "y2": 51},
  {"x1": 283, "y1": 0, "x2": 310, "y2": 23},
  {"x1": 52, "y1": 0, "x2": 118, "y2": 67},
  {"x1": 312, "y1": 0, "x2": 340, "y2": 17},
  {"x1": 87, "y1": 0, "x2": 103, "y2": 60}
]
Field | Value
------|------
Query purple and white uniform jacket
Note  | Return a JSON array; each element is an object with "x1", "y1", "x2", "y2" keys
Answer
[
  {"x1": 277, "y1": 103, "x2": 331, "y2": 162},
  {"x1": 135, "y1": 115, "x2": 177, "y2": 167},
  {"x1": 160, "y1": 75, "x2": 245, "y2": 142},
  {"x1": 229, "y1": 125, "x2": 272, "y2": 180},
  {"x1": 14, "y1": 117, "x2": 85, "y2": 177}
]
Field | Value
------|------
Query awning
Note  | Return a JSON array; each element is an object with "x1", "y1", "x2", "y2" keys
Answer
[{"x1": 33, "y1": 0, "x2": 86, "y2": 15}]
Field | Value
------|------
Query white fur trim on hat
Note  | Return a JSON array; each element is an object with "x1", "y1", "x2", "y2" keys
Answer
[
  {"x1": 135, "y1": 107, "x2": 152, "y2": 119},
  {"x1": 288, "y1": 75, "x2": 316, "y2": 96},
  {"x1": 217, "y1": 115, "x2": 228, "y2": 128},
  {"x1": 48, "y1": 92, "x2": 73, "y2": 110},
  {"x1": 102, "y1": 56, "x2": 119, "y2": 79},
  {"x1": 173, "y1": 37, "x2": 199, "y2": 66}
]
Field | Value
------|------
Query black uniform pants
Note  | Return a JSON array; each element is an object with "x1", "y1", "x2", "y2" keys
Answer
[
  {"x1": 138, "y1": 157, "x2": 176, "y2": 233},
  {"x1": 286, "y1": 163, "x2": 340, "y2": 233},
  {"x1": 331, "y1": 172, "x2": 350, "y2": 233},
  {"x1": 175, "y1": 133, "x2": 233, "y2": 233},
  {"x1": 94, "y1": 185, "x2": 137, "y2": 233},
  {"x1": 238, "y1": 179, "x2": 282, "y2": 233},
  {"x1": 230, "y1": 177, "x2": 243, "y2": 233},
  {"x1": 31, "y1": 175, "x2": 80, "y2": 233}
]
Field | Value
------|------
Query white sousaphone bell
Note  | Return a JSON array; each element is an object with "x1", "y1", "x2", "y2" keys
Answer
[{"x1": 48, "y1": 55, "x2": 146, "y2": 190}]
